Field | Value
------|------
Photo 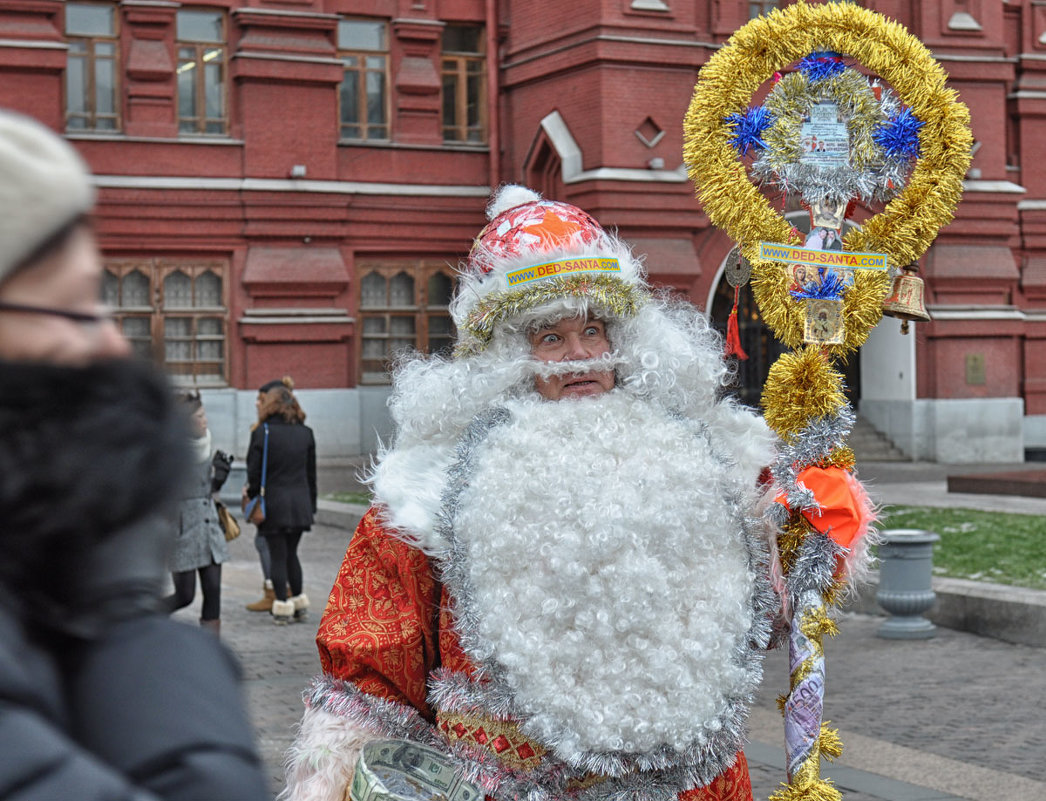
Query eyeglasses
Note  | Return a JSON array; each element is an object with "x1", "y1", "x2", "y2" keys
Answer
[{"x1": 0, "y1": 300, "x2": 115, "y2": 325}]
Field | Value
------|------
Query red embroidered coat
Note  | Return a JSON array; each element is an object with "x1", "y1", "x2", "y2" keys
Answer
[{"x1": 315, "y1": 509, "x2": 754, "y2": 801}]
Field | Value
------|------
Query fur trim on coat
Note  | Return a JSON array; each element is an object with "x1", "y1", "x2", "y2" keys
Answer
[
  {"x1": 279, "y1": 705, "x2": 380, "y2": 801},
  {"x1": 0, "y1": 358, "x2": 188, "y2": 616}
]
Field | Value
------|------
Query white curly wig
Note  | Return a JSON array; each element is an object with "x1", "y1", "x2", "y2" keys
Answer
[{"x1": 366, "y1": 186, "x2": 773, "y2": 548}]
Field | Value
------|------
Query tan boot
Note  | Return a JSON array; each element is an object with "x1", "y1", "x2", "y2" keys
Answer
[
  {"x1": 290, "y1": 593, "x2": 310, "y2": 622},
  {"x1": 271, "y1": 599, "x2": 294, "y2": 625},
  {"x1": 246, "y1": 580, "x2": 275, "y2": 612},
  {"x1": 200, "y1": 618, "x2": 221, "y2": 637}
]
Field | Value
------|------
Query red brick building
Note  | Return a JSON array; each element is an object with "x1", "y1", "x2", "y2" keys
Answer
[{"x1": 0, "y1": 1, "x2": 1038, "y2": 461}]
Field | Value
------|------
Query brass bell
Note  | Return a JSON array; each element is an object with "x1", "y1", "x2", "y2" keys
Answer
[{"x1": 883, "y1": 263, "x2": 931, "y2": 335}]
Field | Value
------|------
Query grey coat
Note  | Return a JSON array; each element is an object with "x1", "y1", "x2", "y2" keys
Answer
[{"x1": 169, "y1": 456, "x2": 228, "y2": 573}]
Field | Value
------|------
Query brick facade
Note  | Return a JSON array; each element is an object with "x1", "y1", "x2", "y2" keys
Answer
[{"x1": 0, "y1": 0, "x2": 1040, "y2": 461}]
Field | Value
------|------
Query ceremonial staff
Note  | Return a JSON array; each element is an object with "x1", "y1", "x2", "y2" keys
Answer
[{"x1": 685, "y1": 3, "x2": 972, "y2": 799}]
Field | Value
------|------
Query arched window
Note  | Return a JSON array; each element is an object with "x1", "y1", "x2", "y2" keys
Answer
[
  {"x1": 357, "y1": 260, "x2": 458, "y2": 383},
  {"x1": 104, "y1": 259, "x2": 229, "y2": 385},
  {"x1": 163, "y1": 270, "x2": 192, "y2": 308},
  {"x1": 122, "y1": 269, "x2": 150, "y2": 307}
]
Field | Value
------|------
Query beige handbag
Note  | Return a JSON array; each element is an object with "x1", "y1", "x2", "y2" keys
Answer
[{"x1": 215, "y1": 500, "x2": 241, "y2": 541}]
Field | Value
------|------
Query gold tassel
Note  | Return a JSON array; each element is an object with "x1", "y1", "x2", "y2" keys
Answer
[
  {"x1": 819, "y1": 446, "x2": 856, "y2": 471},
  {"x1": 819, "y1": 723, "x2": 844, "y2": 761},
  {"x1": 800, "y1": 607, "x2": 840, "y2": 641},
  {"x1": 777, "y1": 515, "x2": 815, "y2": 576},
  {"x1": 768, "y1": 777, "x2": 843, "y2": 801}
]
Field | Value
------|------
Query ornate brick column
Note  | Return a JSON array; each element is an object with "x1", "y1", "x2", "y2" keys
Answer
[
  {"x1": 230, "y1": 7, "x2": 342, "y2": 177},
  {"x1": 904, "y1": 1, "x2": 1026, "y2": 461},
  {"x1": 122, "y1": 0, "x2": 176, "y2": 138},
  {"x1": 391, "y1": 18, "x2": 444, "y2": 146},
  {"x1": 0, "y1": 0, "x2": 65, "y2": 126},
  {"x1": 1013, "y1": 0, "x2": 1046, "y2": 443}
]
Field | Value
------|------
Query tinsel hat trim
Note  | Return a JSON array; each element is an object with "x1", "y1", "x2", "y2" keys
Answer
[
  {"x1": 452, "y1": 185, "x2": 648, "y2": 354},
  {"x1": 455, "y1": 274, "x2": 646, "y2": 357},
  {"x1": 683, "y1": 0, "x2": 972, "y2": 356}
]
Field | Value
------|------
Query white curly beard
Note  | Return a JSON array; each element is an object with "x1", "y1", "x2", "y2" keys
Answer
[{"x1": 451, "y1": 390, "x2": 761, "y2": 758}]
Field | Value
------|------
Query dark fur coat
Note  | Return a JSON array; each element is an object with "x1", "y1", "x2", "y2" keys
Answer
[{"x1": 0, "y1": 357, "x2": 188, "y2": 629}]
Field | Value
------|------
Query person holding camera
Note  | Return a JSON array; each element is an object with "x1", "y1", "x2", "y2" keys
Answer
[{"x1": 163, "y1": 391, "x2": 234, "y2": 635}]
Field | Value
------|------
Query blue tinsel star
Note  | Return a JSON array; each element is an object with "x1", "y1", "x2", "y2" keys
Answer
[
  {"x1": 725, "y1": 106, "x2": 774, "y2": 156},
  {"x1": 874, "y1": 107, "x2": 924, "y2": 160},
  {"x1": 791, "y1": 267, "x2": 847, "y2": 301},
  {"x1": 797, "y1": 51, "x2": 846, "y2": 82}
]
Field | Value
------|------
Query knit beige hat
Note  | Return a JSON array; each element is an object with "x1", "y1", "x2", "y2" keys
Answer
[{"x1": 0, "y1": 109, "x2": 95, "y2": 285}]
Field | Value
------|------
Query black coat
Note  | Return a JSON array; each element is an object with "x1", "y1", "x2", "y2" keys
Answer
[
  {"x1": 0, "y1": 598, "x2": 268, "y2": 801},
  {"x1": 246, "y1": 415, "x2": 317, "y2": 531},
  {"x1": 0, "y1": 359, "x2": 269, "y2": 801}
]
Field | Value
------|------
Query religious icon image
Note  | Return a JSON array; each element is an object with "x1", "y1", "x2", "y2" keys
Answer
[
  {"x1": 790, "y1": 264, "x2": 812, "y2": 292},
  {"x1": 811, "y1": 198, "x2": 848, "y2": 231},
  {"x1": 803, "y1": 298, "x2": 845, "y2": 345}
]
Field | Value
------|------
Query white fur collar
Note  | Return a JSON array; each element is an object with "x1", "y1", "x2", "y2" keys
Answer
[
  {"x1": 368, "y1": 440, "x2": 456, "y2": 554},
  {"x1": 191, "y1": 428, "x2": 212, "y2": 463}
]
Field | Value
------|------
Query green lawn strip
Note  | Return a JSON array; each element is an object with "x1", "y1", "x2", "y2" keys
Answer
[
  {"x1": 324, "y1": 491, "x2": 372, "y2": 506},
  {"x1": 878, "y1": 505, "x2": 1046, "y2": 591}
]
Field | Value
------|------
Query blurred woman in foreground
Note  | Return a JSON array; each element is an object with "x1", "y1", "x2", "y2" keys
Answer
[{"x1": 0, "y1": 108, "x2": 268, "y2": 801}]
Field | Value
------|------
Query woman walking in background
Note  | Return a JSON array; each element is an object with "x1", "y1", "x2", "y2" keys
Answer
[
  {"x1": 164, "y1": 391, "x2": 233, "y2": 634},
  {"x1": 245, "y1": 377, "x2": 316, "y2": 625}
]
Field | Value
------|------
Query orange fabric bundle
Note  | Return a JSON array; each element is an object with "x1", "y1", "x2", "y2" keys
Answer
[{"x1": 776, "y1": 465, "x2": 876, "y2": 552}]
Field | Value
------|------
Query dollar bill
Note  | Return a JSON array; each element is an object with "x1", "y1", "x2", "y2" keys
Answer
[{"x1": 350, "y1": 740, "x2": 482, "y2": 801}]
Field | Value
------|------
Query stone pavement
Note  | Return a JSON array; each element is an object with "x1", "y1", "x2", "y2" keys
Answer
[{"x1": 171, "y1": 459, "x2": 1046, "y2": 800}]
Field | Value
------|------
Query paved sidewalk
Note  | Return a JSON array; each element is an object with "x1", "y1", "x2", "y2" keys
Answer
[
  {"x1": 857, "y1": 459, "x2": 1046, "y2": 516},
  {"x1": 174, "y1": 460, "x2": 1046, "y2": 800},
  {"x1": 748, "y1": 613, "x2": 1046, "y2": 801}
]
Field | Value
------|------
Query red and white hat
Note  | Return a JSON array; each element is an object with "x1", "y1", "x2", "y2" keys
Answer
[{"x1": 451, "y1": 185, "x2": 648, "y2": 355}]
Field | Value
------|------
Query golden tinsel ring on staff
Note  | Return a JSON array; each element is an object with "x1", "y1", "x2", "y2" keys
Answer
[{"x1": 683, "y1": 0, "x2": 972, "y2": 355}]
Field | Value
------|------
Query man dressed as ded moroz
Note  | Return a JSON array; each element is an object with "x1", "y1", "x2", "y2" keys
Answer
[{"x1": 283, "y1": 185, "x2": 785, "y2": 801}]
